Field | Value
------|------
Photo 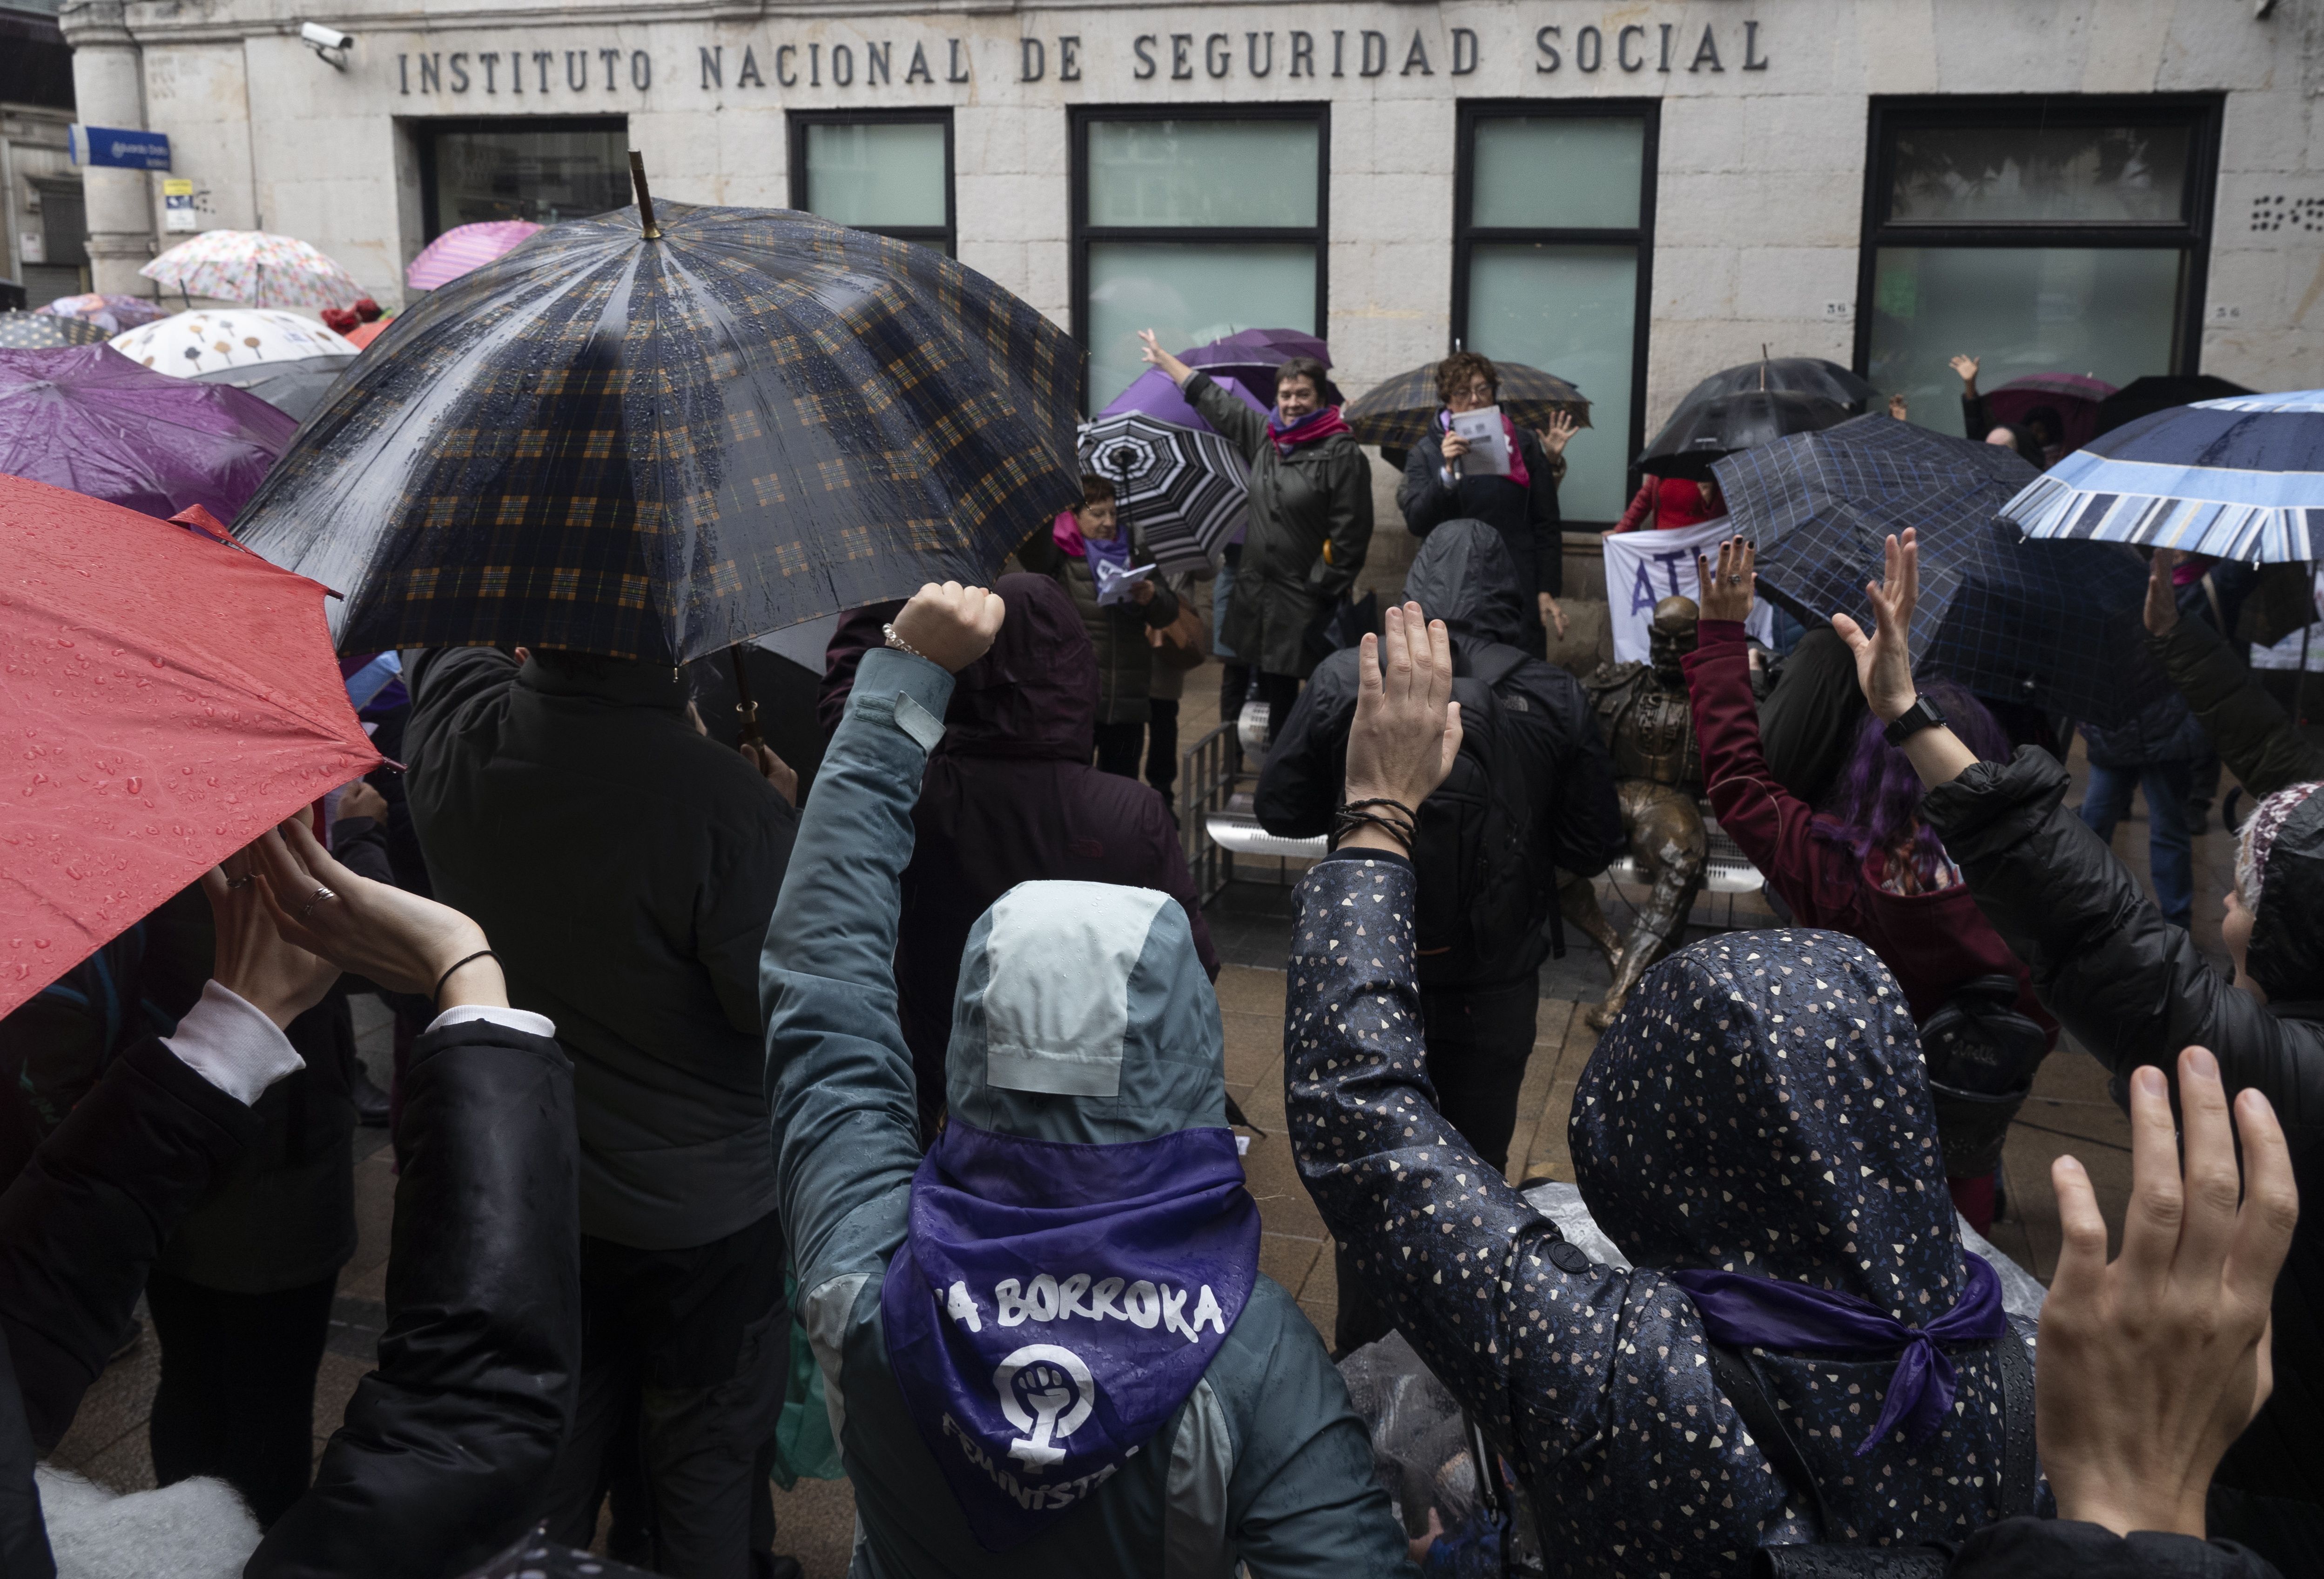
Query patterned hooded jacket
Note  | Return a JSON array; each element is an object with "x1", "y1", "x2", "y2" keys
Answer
[{"x1": 1285, "y1": 852, "x2": 2036, "y2": 1574}]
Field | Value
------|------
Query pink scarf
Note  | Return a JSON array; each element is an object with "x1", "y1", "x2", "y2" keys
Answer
[{"x1": 1266, "y1": 405, "x2": 1354, "y2": 457}]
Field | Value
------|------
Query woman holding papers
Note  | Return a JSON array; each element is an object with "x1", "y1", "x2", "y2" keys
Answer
[{"x1": 1397, "y1": 349, "x2": 1573, "y2": 654}]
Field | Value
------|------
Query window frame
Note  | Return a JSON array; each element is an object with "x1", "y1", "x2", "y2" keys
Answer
[
  {"x1": 1069, "y1": 101, "x2": 1332, "y2": 412},
  {"x1": 413, "y1": 115, "x2": 632, "y2": 245},
  {"x1": 1449, "y1": 97, "x2": 1659, "y2": 531},
  {"x1": 786, "y1": 106, "x2": 956, "y2": 254},
  {"x1": 1852, "y1": 94, "x2": 2225, "y2": 380}
]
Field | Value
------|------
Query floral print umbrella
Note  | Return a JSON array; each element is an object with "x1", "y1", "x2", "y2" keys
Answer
[
  {"x1": 109, "y1": 309, "x2": 360, "y2": 378},
  {"x1": 141, "y1": 229, "x2": 364, "y2": 310}
]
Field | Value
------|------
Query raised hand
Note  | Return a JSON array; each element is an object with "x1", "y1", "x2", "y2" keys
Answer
[
  {"x1": 1886, "y1": 393, "x2": 1909, "y2": 422},
  {"x1": 2145, "y1": 547, "x2": 2183, "y2": 637},
  {"x1": 1831, "y1": 529, "x2": 1919, "y2": 725},
  {"x1": 1136, "y1": 329, "x2": 1194, "y2": 388},
  {"x1": 1539, "y1": 410, "x2": 1580, "y2": 457},
  {"x1": 204, "y1": 840, "x2": 341, "y2": 1030},
  {"x1": 1949, "y1": 353, "x2": 1980, "y2": 388},
  {"x1": 2037, "y1": 1046, "x2": 2297, "y2": 1538},
  {"x1": 249, "y1": 815, "x2": 504, "y2": 1008},
  {"x1": 1695, "y1": 536, "x2": 1756, "y2": 624},
  {"x1": 1343, "y1": 602, "x2": 1462, "y2": 841},
  {"x1": 888, "y1": 581, "x2": 1007, "y2": 673}
]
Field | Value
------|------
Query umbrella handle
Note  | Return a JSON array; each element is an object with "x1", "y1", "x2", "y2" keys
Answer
[
  {"x1": 728, "y1": 642, "x2": 763, "y2": 747},
  {"x1": 629, "y1": 151, "x2": 662, "y2": 241}
]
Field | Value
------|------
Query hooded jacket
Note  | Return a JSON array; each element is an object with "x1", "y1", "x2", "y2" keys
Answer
[
  {"x1": 764, "y1": 647, "x2": 1413, "y2": 1579},
  {"x1": 1285, "y1": 862, "x2": 2037, "y2": 1575},
  {"x1": 819, "y1": 577, "x2": 1217, "y2": 1139},
  {"x1": 1258, "y1": 522, "x2": 1622, "y2": 988},
  {"x1": 1926, "y1": 741, "x2": 2324, "y2": 1520}
]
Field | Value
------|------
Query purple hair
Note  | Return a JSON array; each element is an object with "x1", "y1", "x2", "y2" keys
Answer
[{"x1": 1811, "y1": 680, "x2": 2011, "y2": 886}]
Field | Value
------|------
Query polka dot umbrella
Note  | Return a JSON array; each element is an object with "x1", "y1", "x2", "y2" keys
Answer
[
  {"x1": 108, "y1": 308, "x2": 360, "y2": 378},
  {"x1": 140, "y1": 229, "x2": 364, "y2": 311},
  {"x1": 0, "y1": 311, "x2": 108, "y2": 349}
]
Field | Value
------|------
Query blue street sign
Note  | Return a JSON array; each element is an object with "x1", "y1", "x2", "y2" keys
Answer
[{"x1": 68, "y1": 125, "x2": 171, "y2": 172}]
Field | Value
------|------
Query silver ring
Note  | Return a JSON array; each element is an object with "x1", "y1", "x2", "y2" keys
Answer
[
  {"x1": 1726, "y1": 575, "x2": 1745, "y2": 585},
  {"x1": 298, "y1": 884, "x2": 337, "y2": 922},
  {"x1": 224, "y1": 876, "x2": 253, "y2": 891}
]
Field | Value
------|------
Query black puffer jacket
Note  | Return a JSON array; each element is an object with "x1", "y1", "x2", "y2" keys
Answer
[
  {"x1": 251, "y1": 1015, "x2": 579, "y2": 1579},
  {"x1": 1258, "y1": 521, "x2": 1622, "y2": 988},
  {"x1": 1950, "y1": 1518, "x2": 2282, "y2": 1579},
  {"x1": 1924, "y1": 748, "x2": 2324, "y2": 1523},
  {"x1": 2078, "y1": 688, "x2": 2207, "y2": 769}
]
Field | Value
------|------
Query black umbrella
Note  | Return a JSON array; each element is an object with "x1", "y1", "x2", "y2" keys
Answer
[
  {"x1": 236, "y1": 160, "x2": 1081, "y2": 666},
  {"x1": 1078, "y1": 410, "x2": 1249, "y2": 573},
  {"x1": 189, "y1": 352, "x2": 356, "y2": 423},
  {"x1": 1638, "y1": 390, "x2": 1852, "y2": 480},
  {"x1": 1712, "y1": 414, "x2": 2166, "y2": 726},
  {"x1": 1343, "y1": 359, "x2": 1591, "y2": 449},
  {"x1": 1671, "y1": 356, "x2": 1877, "y2": 415},
  {"x1": 2093, "y1": 374, "x2": 2255, "y2": 437}
]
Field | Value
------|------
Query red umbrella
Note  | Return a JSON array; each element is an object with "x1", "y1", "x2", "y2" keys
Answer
[
  {"x1": 1986, "y1": 372, "x2": 2117, "y2": 453},
  {"x1": 1, "y1": 474, "x2": 381, "y2": 1017}
]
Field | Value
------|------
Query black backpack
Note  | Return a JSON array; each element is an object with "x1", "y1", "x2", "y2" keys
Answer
[{"x1": 1409, "y1": 645, "x2": 1549, "y2": 967}]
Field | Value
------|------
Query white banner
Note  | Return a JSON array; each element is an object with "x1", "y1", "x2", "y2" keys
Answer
[{"x1": 1603, "y1": 517, "x2": 1773, "y2": 664}]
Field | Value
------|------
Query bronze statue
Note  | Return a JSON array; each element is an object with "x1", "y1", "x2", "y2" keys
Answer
[{"x1": 1571, "y1": 595, "x2": 1709, "y2": 1029}]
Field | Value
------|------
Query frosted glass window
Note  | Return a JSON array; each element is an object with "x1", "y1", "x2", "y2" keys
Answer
[
  {"x1": 1471, "y1": 118, "x2": 1644, "y2": 230},
  {"x1": 1889, "y1": 124, "x2": 2190, "y2": 225},
  {"x1": 1869, "y1": 247, "x2": 2183, "y2": 436},
  {"x1": 1088, "y1": 121, "x2": 1318, "y2": 229},
  {"x1": 1466, "y1": 244, "x2": 1638, "y2": 522},
  {"x1": 1086, "y1": 242, "x2": 1316, "y2": 412},
  {"x1": 802, "y1": 121, "x2": 946, "y2": 229}
]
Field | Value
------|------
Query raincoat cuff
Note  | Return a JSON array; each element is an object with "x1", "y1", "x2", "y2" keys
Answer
[
  {"x1": 1322, "y1": 846, "x2": 1410, "y2": 870},
  {"x1": 426, "y1": 1004, "x2": 558, "y2": 1039},
  {"x1": 849, "y1": 646, "x2": 954, "y2": 753},
  {"x1": 1696, "y1": 619, "x2": 1749, "y2": 645},
  {"x1": 162, "y1": 980, "x2": 306, "y2": 1107}
]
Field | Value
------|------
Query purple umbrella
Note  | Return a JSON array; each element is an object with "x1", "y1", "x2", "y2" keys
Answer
[
  {"x1": 1986, "y1": 372, "x2": 2117, "y2": 453},
  {"x1": 1100, "y1": 368, "x2": 1268, "y2": 433},
  {"x1": 0, "y1": 345, "x2": 298, "y2": 524},
  {"x1": 1179, "y1": 326, "x2": 1339, "y2": 406}
]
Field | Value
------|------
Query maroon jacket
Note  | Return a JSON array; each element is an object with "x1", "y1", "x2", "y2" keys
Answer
[
  {"x1": 1683, "y1": 620, "x2": 2055, "y2": 1041},
  {"x1": 820, "y1": 575, "x2": 1219, "y2": 1137}
]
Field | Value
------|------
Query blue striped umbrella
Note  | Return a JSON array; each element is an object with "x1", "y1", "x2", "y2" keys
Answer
[{"x1": 2003, "y1": 389, "x2": 2324, "y2": 562}]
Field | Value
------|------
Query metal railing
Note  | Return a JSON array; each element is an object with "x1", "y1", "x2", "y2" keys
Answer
[{"x1": 1179, "y1": 722, "x2": 1239, "y2": 905}]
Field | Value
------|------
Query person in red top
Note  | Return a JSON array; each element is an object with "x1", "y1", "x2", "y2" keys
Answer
[
  {"x1": 1610, "y1": 474, "x2": 1725, "y2": 532},
  {"x1": 1683, "y1": 536, "x2": 2056, "y2": 1230}
]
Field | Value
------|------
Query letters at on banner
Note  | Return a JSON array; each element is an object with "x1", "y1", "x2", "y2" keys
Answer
[{"x1": 1603, "y1": 516, "x2": 1775, "y2": 664}]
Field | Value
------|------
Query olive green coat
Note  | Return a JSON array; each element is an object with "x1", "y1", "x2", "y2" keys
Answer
[{"x1": 1190, "y1": 372, "x2": 1374, "y2": 679}]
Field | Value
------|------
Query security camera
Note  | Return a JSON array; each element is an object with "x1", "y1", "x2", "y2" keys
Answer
[{"x1": 301, "y1": 22, "x2": 352, "y2": 67}]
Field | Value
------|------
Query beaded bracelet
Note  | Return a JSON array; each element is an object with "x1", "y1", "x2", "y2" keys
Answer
[{"x1": 882, "y1": 622, "x2": 928, "y2": 661}]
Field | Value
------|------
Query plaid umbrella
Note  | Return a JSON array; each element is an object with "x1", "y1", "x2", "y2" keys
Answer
[
  {"x1": 1640, "y1": 390, "x2": 1852, "y2": 480},
  {"x1": 236, "y1": 189, "x2": 1083, "y2": 664},
  {"x1": 1714, "y1": 414, "x2": 2165, "y2": 725},
  {"x1": 1345, "y1": 360, "x2": 1591, "y2": 448},
  {"x1": 110, "y1": 309, "x2": 359, "y2": 377},
  {"x1": 0, "y1": 311, "x2": 106, "y2": 349},
  {"x1": 1672, "y1": 357, "x2": 1877, "y2": 415},
  {"x1": 141, "y1": 229, "x2": 364, "y2": 310},
  {"x1": 406, "y1": 220, "x2": 544, "y2": 292},
  {"x1": 1078, "y1": 411, "x2": 1248, "y2": 573},
  {"x1": 2003, "y1": 389, "x2": 2324, "y2": 563}
]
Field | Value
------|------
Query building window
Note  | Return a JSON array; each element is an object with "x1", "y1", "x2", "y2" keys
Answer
[
  {"x1": 1072, "y1": 106, "x2": 1327, "y2": 414},
  {"x1": 1859, "y1": 96, "x2": 2222, "y2": 435},
  {"x1": 788, "y1": 110, "x2": 953, "y2": 255},
  {"x1": 1452, "y1": 102, "x2": 1657, "y2": 526},
  {"x1": 415, "y1": 117, "x2": 631, "y2": 243}
]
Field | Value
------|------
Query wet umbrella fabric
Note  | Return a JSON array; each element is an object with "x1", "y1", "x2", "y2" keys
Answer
[
  {"x1": 405, "y1": 220, "x2": 544, "y2": 292},
  {"x1": 110, "y1": 309, "x2": 360, "y2": 378},
  {"x1": 1714, "y1": 414, "x2": 2165, "y2": 726},
  {"x1": 1078, "y1": 410, "x2": 1249, "y2": 573},
  {"x1": 1180, "y1": 326, "x2": 1335, "y2": 406},
  {"x1": 1099, "y1": 367, "x2": 1268, "y2": 434},
  {"x1": 1639, "y1": 390, "x2": 1853, "y2": 480},
  {"x1": 0, "y1": 312, "x2": 107, "y2": 350},
  {"x1": 235, "y1": 198, "x2": 1083, "y2": 665},
  {"x1": 1983, "y1": 372, "x2": 2115, "y2": 453},
  {"x1": 141, "y1": 229, "x2": 364, "y2": 311},
  {"x1": 189, "y1": 353, "x2": 357, "y2": 425},
  {"x1": 38, "y1": 293, "x2": 168, "y2": 336},
  {"x1": 2094, "y1": 375, "x2": 2255, "y2": 438},
  {"x1": 2002, "y1": 389, "x2": 2324, "y2": 564},
  {"x1": 0, "y1": 345, "x2": 298, "y2": 521},
  {"x1": 0, "y1": 472, "x2": 381, "y2": 1020},
  {"x1": 1670, "y1": 357, "x2": 1877, "y2": 415},
  {"x1": 1343, "y1": 360, "x2": 1592, "y2": 449}
]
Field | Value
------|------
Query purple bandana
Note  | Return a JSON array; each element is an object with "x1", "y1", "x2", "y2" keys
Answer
[
  {"x1": 880, "y1": 1120, "x2": 1260, "y2": 1551},
  {"x1": 1668, "y1": 1253, "x2": 2005, "y2": 1456}
]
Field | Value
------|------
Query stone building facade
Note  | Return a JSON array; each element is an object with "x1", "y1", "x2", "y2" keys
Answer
[{"x1": 56, "y1": 0, "x2": 2324, "y2": 524}]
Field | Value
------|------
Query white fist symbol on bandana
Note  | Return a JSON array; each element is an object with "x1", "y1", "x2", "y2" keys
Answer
[{"x1": 994, "y1": 1344, "x2": 1096, "y2": 1473}]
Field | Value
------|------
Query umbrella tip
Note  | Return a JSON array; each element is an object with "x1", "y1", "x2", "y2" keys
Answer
[{"x1": 628, "y1": 151, "x2": 661, "y2": 241}]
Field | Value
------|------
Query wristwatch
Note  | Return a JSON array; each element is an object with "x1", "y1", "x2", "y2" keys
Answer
[{"x1": 1883, "y1": 693, "x2": 1948, "y2": 746}]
